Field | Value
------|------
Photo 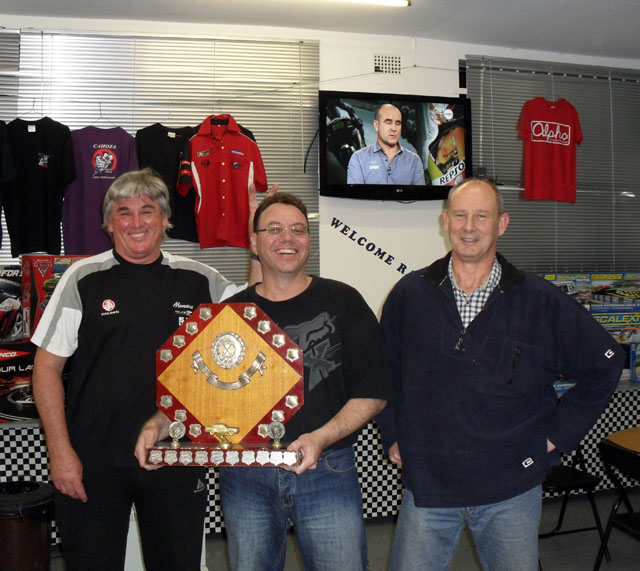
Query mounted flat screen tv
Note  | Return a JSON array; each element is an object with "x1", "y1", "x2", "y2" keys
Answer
[{"x1": 319, "y1": 90, "x2": 472, "y2": 200}]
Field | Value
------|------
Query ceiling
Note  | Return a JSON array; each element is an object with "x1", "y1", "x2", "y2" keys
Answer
[{"x1": 1, "y1": 0, "x2": 639, "y2": 61}]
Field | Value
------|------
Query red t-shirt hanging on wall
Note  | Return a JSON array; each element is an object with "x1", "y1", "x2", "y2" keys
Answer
[{"x1": 518, "y1": 97, "x2": 583, "y2": 202}]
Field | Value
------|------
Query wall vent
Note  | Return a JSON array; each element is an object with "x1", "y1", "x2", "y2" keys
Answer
[{"x1": 374, "y1": 54, "x2": 401, "y2": 74}]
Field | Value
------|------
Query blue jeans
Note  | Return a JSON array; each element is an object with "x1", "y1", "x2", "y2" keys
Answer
[
  {"x1": 391, "y1": 485, "x2": 542, "y2": 571},
  {"x1": 218, "y1": 446, "x2": 367, "y2": 571}
]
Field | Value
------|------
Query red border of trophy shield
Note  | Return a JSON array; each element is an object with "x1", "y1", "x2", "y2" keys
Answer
[{"x1": 147, "y1": 303, "x2": 304, "y2": 467}]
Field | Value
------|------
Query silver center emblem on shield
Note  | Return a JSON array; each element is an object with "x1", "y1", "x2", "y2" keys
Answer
[{"x1": 211, "y1": 332, "x2": 246, "y2": 369}]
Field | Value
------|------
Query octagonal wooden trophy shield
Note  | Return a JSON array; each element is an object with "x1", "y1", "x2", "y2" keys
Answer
[{"x1": 147, "y1": 303, "x2": 304, "y2": 467}]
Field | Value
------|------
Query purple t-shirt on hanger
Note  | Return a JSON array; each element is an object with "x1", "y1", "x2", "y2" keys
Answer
[{"x1": 62, "y1": 126, "x2": 138, "y2": 255}]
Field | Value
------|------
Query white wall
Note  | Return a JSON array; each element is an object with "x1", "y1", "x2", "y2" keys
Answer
[
  {"x1": 318, "y1": 34, "x2": 463, "y2": 315},
  {"x1": 3, "y1": 14, "x2": 639, "y2": 314},
  {"x1": 318, "y1": 33, "x2": 640, "y2": 314}
]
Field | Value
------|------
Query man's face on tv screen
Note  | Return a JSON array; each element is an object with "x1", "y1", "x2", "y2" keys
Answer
[{"x1": 374, "y1": 105, "x2": 402, "y2": 149}]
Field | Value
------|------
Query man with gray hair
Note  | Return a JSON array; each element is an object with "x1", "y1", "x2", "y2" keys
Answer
[
  {"x1": 31, "y1": 168, "x2": 258, "y2": 570},
  {"x1": 377, "y1": 177, "x2": 624, "y2": 570}
]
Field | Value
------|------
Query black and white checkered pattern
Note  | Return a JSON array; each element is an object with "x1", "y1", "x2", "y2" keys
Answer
[
  {"x1": 355, "y1": 422, "x2": 403, "y2": 518},
  {"x1": 3, "y1": 384, "x2": 640, "y2": 538},
  {"x1": 555, "y1": 388, "x2": 640, "y2": 493},
  {"x1": 0, "y1": 424, "x2": 61, "y2": 543},
  {"x1": 205, "y1": 470, "x2": 224, "y2": 533}
]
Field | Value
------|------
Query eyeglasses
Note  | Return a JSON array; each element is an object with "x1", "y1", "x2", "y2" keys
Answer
[{"x1": 256, "y1": 224, "x2": 309, "y2": 237}]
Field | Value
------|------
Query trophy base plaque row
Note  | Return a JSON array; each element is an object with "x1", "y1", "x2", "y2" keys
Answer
[{"x1": 147, "y1": 442, "x2": 301, "y2": 468}]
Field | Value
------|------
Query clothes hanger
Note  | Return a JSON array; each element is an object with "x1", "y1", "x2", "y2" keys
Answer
[
  {"x1": 89, "y1": 103, "x2": 118, "y2": 128},
  {"x1": 209, "y1": 101, "x2": 228, "y2": 125},
  {"x1": 159, "y1": 102, "x2": 174, "y2": 126},
  {"x1": 546, "y1": 66, "x2": 558, "y2": 104},
  {"x1": 158, "y1": 102, "x2": 184, "y2": 129},
  {"x1": 17, "y1": 98, "x2": 44, "y2": 120}
]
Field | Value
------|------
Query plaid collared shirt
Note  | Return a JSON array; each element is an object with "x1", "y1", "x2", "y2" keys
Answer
[{"x1": 449, "y1": 257, "x2": 502, "y2": 329}]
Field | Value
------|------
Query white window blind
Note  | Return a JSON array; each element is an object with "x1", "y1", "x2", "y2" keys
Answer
[
  {"x1": 466, "y1": 55, "x2": 640, "y2": 272},
  {"x1": 0, "y1": 31, "x2": 320, "y2": 282},
  {"x1": 0, "y1": 29, "x2": 19, "y2": 72}
]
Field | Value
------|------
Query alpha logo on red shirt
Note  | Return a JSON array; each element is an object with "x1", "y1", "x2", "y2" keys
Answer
[{"x1": 530, "y1": 121, "x2": 571, "y2": 146}]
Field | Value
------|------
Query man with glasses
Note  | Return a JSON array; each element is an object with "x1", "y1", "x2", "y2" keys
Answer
[{"x1": 216, "y1": 192, "x2": 394, "y2": 570}]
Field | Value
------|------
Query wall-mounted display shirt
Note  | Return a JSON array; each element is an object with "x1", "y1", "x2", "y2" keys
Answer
[
  {"x1": 2, "y1": 117, "x2": 76, "y2": 257},
  {"x1": 0, "y1": 120, "x2": 17, "y2": 250},
  {"x1": 518, "y1": 97, "x2": 583, "y2": 202},
  {"x1": 136, "y1": 123, "x2": 198, "y2": 243},
  {"x1": 63, "y1": 126, "x2": 138, "y2": 255},
  {"x1": 0, "y1": 120, "x2": 16, "y2": 186},
  {"x1": 178, "y1": 114, "x2": 268, "y2": 249}
]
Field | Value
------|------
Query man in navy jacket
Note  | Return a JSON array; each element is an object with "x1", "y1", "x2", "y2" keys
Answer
[{"x1": 377, "y1": 178, "x2": 624, "y2": 570}]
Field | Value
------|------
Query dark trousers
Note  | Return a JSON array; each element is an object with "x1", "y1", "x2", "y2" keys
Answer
[{"x1": 54, "y1": 462, "x2": 207, "y2": 571}]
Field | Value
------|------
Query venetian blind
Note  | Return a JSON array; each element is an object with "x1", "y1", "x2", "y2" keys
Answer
[
  {"x1": 0, "y1": 30, "x2": 19, "y2": 72},
  {"x1": 0, "y1": 31, "x2": 320, "y2": 282},
  {"x1": 0, "y1": 29, "x2": 19, "y2": 162},
  {"x1": 0, "y1": 30, "x2": 19, "y2": 263},
  {"x1": 466, "y1": 55, "x2": 640, "y2": 273}
]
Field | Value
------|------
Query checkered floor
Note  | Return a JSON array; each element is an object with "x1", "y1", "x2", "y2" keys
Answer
[{"x1": 2, "y1": 386, "x2": 639, "y2": 537}]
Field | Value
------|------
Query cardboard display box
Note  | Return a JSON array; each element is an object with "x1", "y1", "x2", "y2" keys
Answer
[
  {"x1": 588, "y1": 304, "x2": 640, "y2": 382},
  {"x1": 0, "y1": 341, "x2": 38, "y2": 422},
  {"x1": 0, "y1": 266, "x2": 23, "y2": 343},
  {"x1": 629, "y1": 342, "x2": 640, "y2": 383},
  {"x1": 542, "y1": 272, "x2": 640, "y2": 306},
  {"x1": 544, "y1": 272, "x2": 640, "y2": 383},
  {"x1": 21, "y1": 255, "x2": 86, "y2": 340}
]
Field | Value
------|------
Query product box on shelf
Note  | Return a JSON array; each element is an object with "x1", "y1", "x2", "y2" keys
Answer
[
  {"x1": 589, "y1": 304, "x2": 640, "y2": 338},
  {"x1": 21, "y1": 255, "x2": 86, "y2": 340},
  {"x1": 589, "y1": 304, "x2": 640, "y2": 382},
  {"x1": 0, "y1": 265, "x2": 23, "y2": 343},
  {"x1": 589, "y1": 273, "x2": 640, "y2": 305},
  {"x1": 542, "y1": 272, "x2": 640, "y2": 306},
  {"x1": 543, "y1": 272, "x2": 640, "y2": 381},
  {"x1": 0, "y1": 341, "x2": 38, "y2": 422},
  {"x1": 541, "y1": 273, "x2": 593, "y2": 305}
]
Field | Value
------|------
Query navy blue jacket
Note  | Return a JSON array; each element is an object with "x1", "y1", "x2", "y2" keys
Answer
[{"x1": 377, "y1": 252, "x2": 625, "y2": 508}]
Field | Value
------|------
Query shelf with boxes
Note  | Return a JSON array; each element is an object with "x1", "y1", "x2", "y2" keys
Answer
[
  {"x1": 0, "y1": 255, "x2": 84, "y2": 425},
  {"x1": 543, "y1": 272, "x2": 640, "y2": 383}
]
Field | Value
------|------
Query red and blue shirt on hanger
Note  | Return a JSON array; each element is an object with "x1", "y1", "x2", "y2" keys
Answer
[{"x1": 178, "y1": 114, "x2": 268, "y2": 249}]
